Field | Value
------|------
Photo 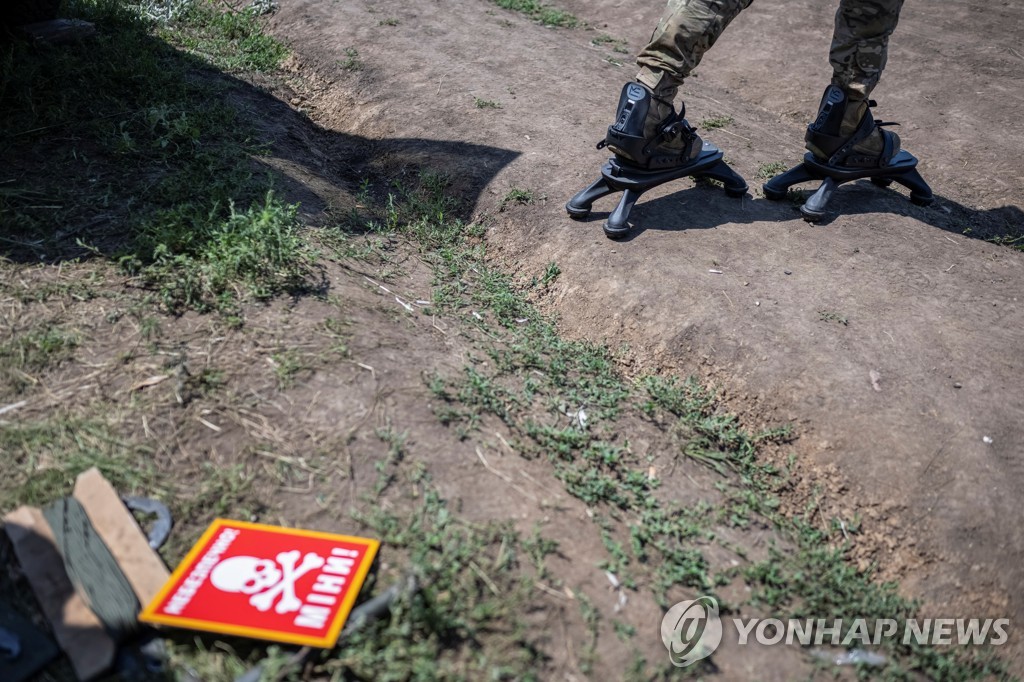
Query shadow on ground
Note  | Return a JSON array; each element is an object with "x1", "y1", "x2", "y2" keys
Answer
[
  {"x1": 0, "y1": 12, "x2": 517, "y2": 266},
  {"x1": 567, "y1": 172, "x2": 1023, "y2": 244}
]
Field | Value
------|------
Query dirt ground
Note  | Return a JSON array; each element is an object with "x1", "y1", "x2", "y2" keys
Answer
[{"x1": 267, "y1": 0, "x2": 1024, "y2": 672}]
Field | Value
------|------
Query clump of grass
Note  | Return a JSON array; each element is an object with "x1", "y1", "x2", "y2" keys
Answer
[
  {"x1": 0, "y1": 327, "x2": 79, "y2": 372},
  {"x1": 756, "y1": 161, "x2": 788, "y2": 179},
  {"x1": 0, "y1": 327, "x2": 81, "y2": 394},
  {"x1": 990, "y1": 233, "x2": 1024, "y2": 251},
  {"x1": 0, "y1": 416, "x2": 154, "y2": 511},
  {"x1": 489, "y1": 0, "x2": 579, "y2": 28},
  {"x1": 167, "y1": 1, "x2": 288, "y2": 72},
  {"x1": 0, "y1": 0, "x2": 303, "y2": 318},
  {"x1": 700, "y1": 115, "x2": 734, "y2": 130},
  {"x1": 591, "y1": 33, "x2": 629, "y2": 53},
  {"x1": 500, "y1": 187, "x2": 534, "y2": 210},
  {"x1": 338, "y1": 472, "x2": 546, "y2": 679},
  {"x1": 121, "y1": 192, "x2": 311, "y2": 312},
  {"x1": 474, "y1": 97, "x2": 502, "y2": 109},
  {"x1": 744, "y1": 526, "x2": 1012, "y2": 681},
  {"x1": 818, "y1": 310, "x2": 849, "y2": 326},
  {"x1": 338, "y1": 47, "x2": 362, "y2": 70},
  {"x1": 539, "y1": 261, "x2": 560, "y2": 287}
]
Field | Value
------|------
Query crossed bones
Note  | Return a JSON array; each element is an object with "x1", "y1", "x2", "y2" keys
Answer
[{"x1": 249, "y1": 550, "x2": 325, "y2": 614}]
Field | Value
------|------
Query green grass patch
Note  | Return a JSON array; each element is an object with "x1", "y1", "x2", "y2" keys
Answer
[
  {"x1": 756, "y1": 160, "x2": 789, "y2": 179},
  {"x1": 0, "y1": 416, "x2": 154, "y2": 511},
  {"x1": 338, "y1": 475, "x2": 547, "y2": 680},
  {"x1": 818, "y1": 309, "x2": 849, "y2": 326},
  {"x1": 0, "y1": 327, "x2": 79, "y2": 371},
  {"x1": 488, "y1": 0, "x2": 579, "y2": 28},
  {"x1": 745, "y1": 527, "x2": 1012, "y2": 681},
  {"x1": 121, "y1": 192, "x2": 313, "y2": 312},
  {"x1": 166, "y1": 1, "x2": 288, "y2": 72},
  {"x1": 0, "y1": 327, "x2": 81, "y2": 393},
  {"x1": 700, "y1": 115, "x2": 734, "y2": 130},
  {"x1": 0, "y1": 0, "x2": 308, "y2": 316},
  {"x1": 499, "y1": 187, "x2": 535, "y2": 210},
  {"x1": 350, "y1": 169, "x2": 1010, "y2": 679},
  {"x1": 590, "y1": 33, "x2": 629, "y2": 54},
  {"x1": 337, "y1": 46, "x2": 362, "y2": 70}
]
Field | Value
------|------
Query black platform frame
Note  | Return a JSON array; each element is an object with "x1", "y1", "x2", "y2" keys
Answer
[
  {"x1": 566, "y1": 141, "x2": 748, "y2": 239},
  {"x1": 762, "y1": 150, "x2": 933, "y2": 221}
]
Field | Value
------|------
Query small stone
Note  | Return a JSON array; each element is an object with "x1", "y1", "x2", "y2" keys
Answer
[
  {"x1": 784, "y1": 270, "x2": 792, "y2": 275},
  {"x1": 953, "y1": 382, "x2": 962, "y2": 388}
]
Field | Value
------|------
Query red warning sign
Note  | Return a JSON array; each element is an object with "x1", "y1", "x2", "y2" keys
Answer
[{"x1": 139, "y1": 519, "x2": 379, "y2": 648}]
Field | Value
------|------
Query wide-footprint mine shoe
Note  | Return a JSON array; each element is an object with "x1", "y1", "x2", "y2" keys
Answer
[
  {"x1": 601, "y1": 81, "x2": 703, "y2": 170},
  {"x1": 762, "y1": 83, "x2": 931, "y2": 221},
  {"x1": 805, "y1": 84, "x2": 901, "y2": 169}
]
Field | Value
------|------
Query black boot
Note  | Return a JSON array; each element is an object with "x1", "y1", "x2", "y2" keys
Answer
[
  {"x1": 602, "y1": 82, "x2": 703, "y2": 170},
  {"x1": 805, "y1": 84, "x2": 901, "y2": 168}
]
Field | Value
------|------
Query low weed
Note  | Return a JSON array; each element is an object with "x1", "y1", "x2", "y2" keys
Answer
[
  {"x1": 341, "y1": 471, "x2": 546, "y2": 679},
  {"x1": 0, "y1": 327, "x2": 81, "y2": 393},
  {"x1": 362, "y1": 171, "x2": 1008, "y2": 678},
  {"x1": 121, "y1": 192, "x2": 312, "y2": 313},
  {"x1": 337, "y1": 47, "x2": 362, "y2": 70},
  {"x1": 744, "y1": 528, "x2": 1012, "y2": 680},
  {"x1": 590, "y1": 33, "x2": 629, "y2": 54},
  {"x1": 489, "y1": 0, "x2": 580, "y2": 28},
  {"x1": 756, "y1": 161, "x2": 789, "y2": 179},
  {"x1": 0, "y1": 0, "x2": 309, "y2": 317},
  {"x1": 700, "y1": 115, "x2": 734, "y2": 130},
  {"x1": 0, "y1": 416, "x2": 155, "y2": 511},
  {"x1": 167, "y1": 1, "x2": 288, "y2": 72},
  {"x1": 474, "y1": 97, "x2": 502, "y2": 109},
  {"x1": 500, "y1": 187, "x2": 535, "y2": 210},
  {"x1": 818, "y1": 309, "x2": 849, "y2": 326}
]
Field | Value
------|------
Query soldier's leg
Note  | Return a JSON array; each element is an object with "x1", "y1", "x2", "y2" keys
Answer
[
  {"x1": 806, "y1": 0, "x2": 906, "y2": 166},
  {"x1": 829, "y1": 0, "x2": 905, "y2": 99},
  {"x1": 605, "y1": 0, "x2": 754, "y2": 169},
  {"x1": 636, "y1": 0, "x2": 755, "y2": 93}
]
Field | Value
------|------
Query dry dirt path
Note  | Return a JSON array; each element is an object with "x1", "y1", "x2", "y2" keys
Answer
[{"x1": 270, "y1": 0, "x2": 1024, "y2": 669}]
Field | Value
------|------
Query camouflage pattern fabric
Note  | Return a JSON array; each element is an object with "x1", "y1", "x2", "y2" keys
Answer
[
  {"x1": 829, "y1": 0, "x2": 905, "y2": 98},
  {"x1": 636, "y1": 0, "x2": 904, "y2": 98}
]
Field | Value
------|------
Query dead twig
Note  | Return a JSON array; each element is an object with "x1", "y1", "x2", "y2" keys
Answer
[
  {"x1": 469, "y1": 560, "x2": 500, "y2": 596},
  {"x1": 0, "y1": 400, "x2": 27, "y2": 416},
  {"x1": 535, "y1": 581, "x2": 570, "y2": 600},
  {"x1": 475, "y1": 447, "x2": 537, "y2": 501}
]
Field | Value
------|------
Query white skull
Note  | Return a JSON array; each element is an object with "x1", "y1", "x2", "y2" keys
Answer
[{"x1": 210, "y1": 556, "x2": 282, "y2": 594}]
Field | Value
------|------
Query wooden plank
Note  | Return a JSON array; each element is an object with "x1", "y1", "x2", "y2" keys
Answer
[
  {"x1": 73, "y1": 468, "x2": 169, "y2": 606},
  {"x1": 3, "y1": 506, "x2": 116, "y2": 681}
]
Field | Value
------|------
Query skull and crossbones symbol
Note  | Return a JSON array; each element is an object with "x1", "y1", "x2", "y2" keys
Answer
[{"x1": 210, "y1": 550, "x2": 325, "y2": 614}]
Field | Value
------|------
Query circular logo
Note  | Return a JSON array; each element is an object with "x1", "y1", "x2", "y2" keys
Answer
[
  {"x1": 660, "y1": 595, "x2": 723, "y2": 667},
  {"x1": 626, "y1": 83, "x2": 647, "y2": 102}
]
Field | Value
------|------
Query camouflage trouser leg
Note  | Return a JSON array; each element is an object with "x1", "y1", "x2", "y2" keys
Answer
[
  {"x1": 636, "y1": 0, "x2": 754, "y2": 92},
  {"x1": 636, "y1": 0, "x2": 903, "y2": 97},
  {"x1": 829, "y1": 0, "x2": 904, "y2": 99}
]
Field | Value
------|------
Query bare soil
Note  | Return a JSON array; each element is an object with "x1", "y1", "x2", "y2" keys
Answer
[
  {"x1": 266, "y1": 0, "x2": 1024, "y2": 672},
  {"x1": 3, "y1": 1, "x2": 1022, "y2": 679}
]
